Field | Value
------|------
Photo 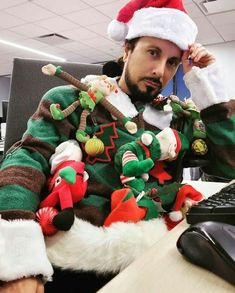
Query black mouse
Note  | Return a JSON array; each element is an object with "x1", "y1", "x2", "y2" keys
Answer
[{"x1": 177, "y1": 221, "x2": 235, "y2": 285}]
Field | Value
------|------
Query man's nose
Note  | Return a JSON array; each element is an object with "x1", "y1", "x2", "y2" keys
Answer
[{"x1": 152, "y1": 60, "x2": 166, "y2": 79}]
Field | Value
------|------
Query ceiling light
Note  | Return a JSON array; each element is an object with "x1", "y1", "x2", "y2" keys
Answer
[{"x1": 0, "y1": 39, "x2": 66, "y2": 62}]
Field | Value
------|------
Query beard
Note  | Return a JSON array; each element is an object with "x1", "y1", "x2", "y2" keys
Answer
[{"x1": 125, "y1": 64, "x2": 163, "y2": 103}]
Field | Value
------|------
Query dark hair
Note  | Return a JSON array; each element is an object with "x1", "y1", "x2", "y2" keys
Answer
[
  {"x1": 102, "y1": 60, "x2": 123, "y2": 77},
  {"x1": 125, "y1": 37, "x2": 140, "y2": 52},
  {"x1": 102, "y1": 38, "x2": 140, "y2": 77}
]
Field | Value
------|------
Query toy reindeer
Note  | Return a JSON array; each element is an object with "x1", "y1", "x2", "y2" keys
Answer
[{"x1": 42, "y1": 64, "x2": 137, "y2": 149}]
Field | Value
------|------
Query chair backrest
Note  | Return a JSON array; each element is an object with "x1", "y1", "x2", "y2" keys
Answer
[{"x1": 4, "y1": 58, "x2": 102, "y2": 153}]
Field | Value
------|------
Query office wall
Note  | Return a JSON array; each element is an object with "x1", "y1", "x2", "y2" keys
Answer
[
  {"x1": 0, "y1": 77, "x2": 10, "y2": 117},
  {"x1": 206, "y1": 41, "x2": 235, "y2": 98}
]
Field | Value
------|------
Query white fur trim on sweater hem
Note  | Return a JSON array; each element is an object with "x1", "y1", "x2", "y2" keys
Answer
[
  {"x1": 184, "y1": 64, "x2": 230, "y2": 111},
  {"x1": 0, "y1": 219, "x2": 53, "y2": 282},
  {"x1": 46, "y1": 217, "x2": 167, "y2": 274}
]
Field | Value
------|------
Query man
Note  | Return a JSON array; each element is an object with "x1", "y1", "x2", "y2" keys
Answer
[{"x1": 0, "y1": 0, "x2": 234, "y2": 292}]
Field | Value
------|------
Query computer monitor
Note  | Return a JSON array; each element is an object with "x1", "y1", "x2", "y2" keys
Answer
[{"x1": 2, "y1": 100, "x2": 9, "y2": 123}]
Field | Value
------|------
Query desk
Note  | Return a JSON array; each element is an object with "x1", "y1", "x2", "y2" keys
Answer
[{"x1": 99, "y1": 181, "x2": 235, "y2": 293}]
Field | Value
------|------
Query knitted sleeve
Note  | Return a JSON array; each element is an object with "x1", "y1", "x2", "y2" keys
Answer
[
  {"x1": 200, "y1": 100, "x2": 235, "y2": 180},
  {"x1": 184, "y1": 64, "x2": 235, "y2": 180},
  {"x1": 0, "y1": 85, "x2": 80, "y2": 282},
  {"x1": 0, "y1": 85, "x2": 80, "y2": 212}
]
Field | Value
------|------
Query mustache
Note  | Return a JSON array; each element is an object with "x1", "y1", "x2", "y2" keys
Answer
[{"x1": 142, "y1": 77, "x2": 162, "y2": 88}]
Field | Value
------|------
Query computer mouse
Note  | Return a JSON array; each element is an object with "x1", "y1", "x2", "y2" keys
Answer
[{"x1": 176, "y1": 221, "x2": 235, "y2": 285}]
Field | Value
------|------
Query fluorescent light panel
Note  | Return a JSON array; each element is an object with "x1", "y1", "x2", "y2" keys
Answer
[{"x1": 0, "y1": 39, "x2": 66, "y2": 62}]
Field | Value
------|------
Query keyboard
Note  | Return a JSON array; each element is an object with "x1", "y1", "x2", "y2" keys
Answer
[{"x1": 186, "y1": 180, "x2": 235, "y2": 225}]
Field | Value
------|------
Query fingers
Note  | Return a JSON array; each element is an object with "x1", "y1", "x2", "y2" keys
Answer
[
  {"x1": 188, "y1": 43, "x2": 216, "y2": 67},
  {"x1": 189, "y1": 43, "x2": 203, "y2": 62}
]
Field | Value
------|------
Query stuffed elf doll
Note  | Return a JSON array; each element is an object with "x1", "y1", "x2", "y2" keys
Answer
[
  {"x1": 114, "y1": 127, "x2": 189, "y2": 193},
  {"x1": 164, "y1": 95, "x2": 208, "y2": 156},
  {"x1": 36, "y1": 140, "x2": 89, "y2": 235},
  {"x1": 42, "y1": 64, "x2": 137, "y2": 156}
]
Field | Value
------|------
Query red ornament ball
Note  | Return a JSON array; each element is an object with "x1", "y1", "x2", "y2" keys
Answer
[{"x1": 36, "y1": 207, "x2": 59, "y2": 236}]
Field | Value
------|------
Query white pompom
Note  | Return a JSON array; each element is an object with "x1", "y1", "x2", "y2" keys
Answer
[
  {"x1": 169, "y1": 211, "x2": 183, "y2": 222},
  {"x1": 141, "y1": 133, "x2": 153, "y2": 146},
  {"x1": 107, "y1": 19, "x2": 128, "y2": 41}
]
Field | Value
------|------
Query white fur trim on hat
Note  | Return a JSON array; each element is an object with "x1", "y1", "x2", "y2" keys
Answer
[
  {"x1": 127, "y1": 8, "x2": 197, "y2": 50},
  {"x1": 108, "y1": 7, "x2": 197, "y2": 50},
  {"x1": 0, "y1": 218, "x2": 53, "y2": 282},
  {"x1": 46, "y1": 217, "x2": 167, "y2": 274}
]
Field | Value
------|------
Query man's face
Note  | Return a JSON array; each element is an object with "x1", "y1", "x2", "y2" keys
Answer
[{"x1": 119, "y1": 37, "x2": 182, "y2": 103}]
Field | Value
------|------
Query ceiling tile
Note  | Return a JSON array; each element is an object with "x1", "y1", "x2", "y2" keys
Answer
[
  {"x1": 81, "y1": 36, "x2": 114, "y2": 47},
  {"x1": 87, "y1": 20, "x2": 110, "y2": 37},
  {"x1": 184, "y1": 2, "x2": 204, "y2": 18},
  {"x1": 207, "y1": 10, "x2": 235, "y2": 26},
  {"x1": 55, "y1": 41, "x2": 90, "y2": 51},
  {"x1": 0, "y1": 29, "x2": 25, "y2": 41},
  {"x1": 183, "y1": 0, "x2": 192, "y2": 4},
  {"x1": 64, "y1": 7, "x2": 110, "y2": 26},
  {"x1": 5, "y1": 2, "x2": 55, "y2": 22},
  {"x1": 62, "y1": 27, "x2": 99, "y2": 41},
  {"x1": 82, "y1": 0, "x2": 115, "y2": 6},
  {"x1": 95, "y1": 0, "x2": 128, "y2": 18},
  {"x1": 34, "y1": 0, "x2": 89, "y2": 15},
  {"x1": 0, "y1": 11, "x2": 25, "y2": 29},
  {"x1": 10, "y1": 23, "x2": 50, "y2": 38},
  {"x1": 36, "y1": 16, "x2": 78, "y2": 33},
  {"x1": 17, "y1": 38, "x2": 49, "y2": 49},
  {"x1": 223, "y1": 34, "x2": 235, "y2": 42},
  {"x1": 0, "y1": 0, "x2": 26, "y2": 10},
  {"x1": 194, "y1": 16, "x2": 224, "y2": 44}
]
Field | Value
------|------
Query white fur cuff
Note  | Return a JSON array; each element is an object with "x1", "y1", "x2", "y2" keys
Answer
[
  {"x1": 0, "y1": 219, "x2": 53, "y2": 282},
  {"x1": 184, "y1": 64, "x2": 230, "y2": 110},
  {"x1": 46, "y1": 217, "x2": 168, "y2": 274}
]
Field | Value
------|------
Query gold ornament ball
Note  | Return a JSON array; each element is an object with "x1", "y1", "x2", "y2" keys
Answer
[
  {"x1": 191, "y1": 139, "x2": 208, "y2": 156},
  {"x1": 85, "y1": 137, "x2": 104, "y2": 156}
]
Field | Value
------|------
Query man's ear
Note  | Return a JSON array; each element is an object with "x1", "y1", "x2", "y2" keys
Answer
[{"x1": 123, "y1": 44, "x2": 130, "y2": 62}]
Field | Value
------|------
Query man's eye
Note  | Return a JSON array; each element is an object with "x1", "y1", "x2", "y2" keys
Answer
[
  {"x1": 168, "y1": 59, "x2": 179, "y2": 67},
  {"x1": 149, "y1": 50, "x2": 159, "y2": 57}
]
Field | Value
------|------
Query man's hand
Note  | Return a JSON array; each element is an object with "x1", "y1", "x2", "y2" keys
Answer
[
  {"x1": 0, "y1": 277, "x2": 44, "y2": 293},
  {"x1": 182, "y1": 43, "x2": 216, "y2": 74}
]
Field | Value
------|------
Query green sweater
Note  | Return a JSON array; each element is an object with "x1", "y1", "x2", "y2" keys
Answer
[{"x1": 0, "y1": 66, "x2": 235, "y2": 215}]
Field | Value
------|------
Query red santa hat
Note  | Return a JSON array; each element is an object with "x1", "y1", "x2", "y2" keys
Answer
[
  {"x1": 107, "y1": 0, "x2": 198, "y2": 50},
  {"x1": 169, "y1": 184, "x2": 203, "y2": 222}
]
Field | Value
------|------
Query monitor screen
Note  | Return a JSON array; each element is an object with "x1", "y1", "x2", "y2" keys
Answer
[{"x1": 2, "y1": 100, "x2": 9, "y2": 123}]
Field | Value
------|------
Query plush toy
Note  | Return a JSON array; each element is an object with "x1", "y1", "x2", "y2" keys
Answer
[
  {"x1": 36, "y1": 140, "x2": 89, "y2": 234},
  {"x1": 103, "y1": 184, "x2": 203, "y2": 229},
  {"x1": 164, "y1": 95, "x2": 208, "y2": 156},
  {"x1": 164, "y1": 184, "x2": 203, "y2": 230},
  {"x1": 42, "y1": 64, "x2": 137, "y2": 155},
  {"x1": 114, "y1": 127, "x2": 189, "y2": 193}
]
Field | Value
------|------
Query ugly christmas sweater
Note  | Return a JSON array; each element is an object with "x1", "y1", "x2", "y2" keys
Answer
[{"x1": 0, "y1": 63, "x2": 235, "y2": 282}]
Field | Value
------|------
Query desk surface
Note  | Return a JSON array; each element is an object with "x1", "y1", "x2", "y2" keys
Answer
[{"x1": 99, "y1": 181, "x2": 235, "y2": 293}]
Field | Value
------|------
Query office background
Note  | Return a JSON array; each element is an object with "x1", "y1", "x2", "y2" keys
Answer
[{"x1": 0, "y1": 0, "x2": 234, "y2": 117}]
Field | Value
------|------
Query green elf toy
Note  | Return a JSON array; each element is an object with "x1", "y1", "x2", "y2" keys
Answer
[
  {"x1": 114, "y1": 127, "x2": 189, "y2": 193},
  {"x1": 42, "y1": 64, "x2": 137, "y2": 156}
]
